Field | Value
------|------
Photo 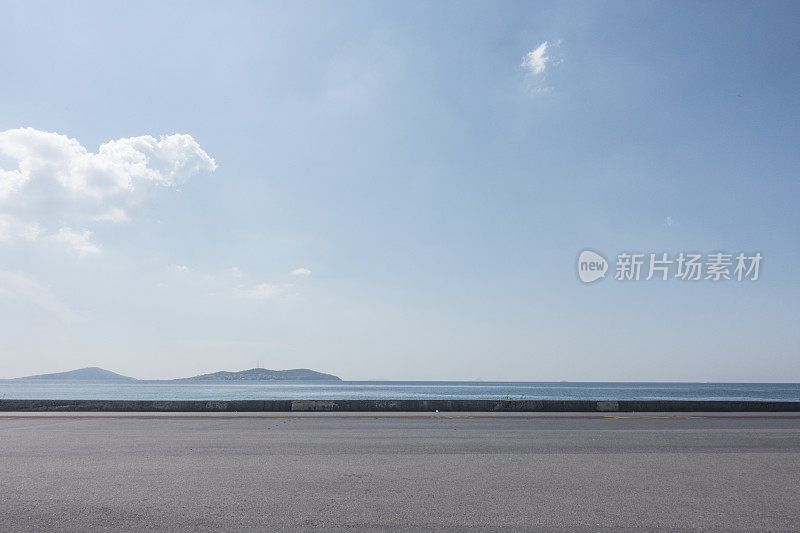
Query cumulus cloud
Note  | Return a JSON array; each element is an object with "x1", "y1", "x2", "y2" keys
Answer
[
  {"x1": 522, "y1": 42, "x2": 550, "y2": 75},
  {"x1": 0, "y1": 127, "x2": 216, "y2": 251},
  {"x1": 290, "y1": 267, "x2": 311, "y2": 277},
  {"x1": 0, "y1": 270, "x2": 75, "y2": 319}
]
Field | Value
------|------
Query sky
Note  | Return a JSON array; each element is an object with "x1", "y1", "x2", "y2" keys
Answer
[{"x1": 0, "y1": 1, "x2": 798, "y2": 381}]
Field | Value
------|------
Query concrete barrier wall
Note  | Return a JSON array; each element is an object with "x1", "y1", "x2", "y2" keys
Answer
[{"x1": 1, "y1": 399, "x2": 800, "y2": 412}]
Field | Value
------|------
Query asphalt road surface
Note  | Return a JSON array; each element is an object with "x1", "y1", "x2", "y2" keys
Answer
[{"x1": 1, "y1": 412, "x2": 799, "y2": 532}]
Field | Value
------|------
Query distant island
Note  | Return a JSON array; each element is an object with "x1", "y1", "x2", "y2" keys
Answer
[
  {"x1": 14, "y1": 366, "x2": 342, "y2": 382},
  {"x1": 15, "y1": 367, "x2": 137, "y2": 381},
  {"x1": 179, "y1": 368, "x2": 341, "y2": 381}
]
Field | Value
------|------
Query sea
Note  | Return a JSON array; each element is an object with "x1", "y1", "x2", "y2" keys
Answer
[{"x1": 1, "y1": 381, "x2": 799, "y2": 401}]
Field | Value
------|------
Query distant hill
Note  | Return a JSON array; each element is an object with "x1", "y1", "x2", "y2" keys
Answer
[
  {"x1": 180, "y1": 368, "x2": 342, "y2": 381},
  {"x1": 16, "y1": 367, "x2": 137, "y2": 381}
]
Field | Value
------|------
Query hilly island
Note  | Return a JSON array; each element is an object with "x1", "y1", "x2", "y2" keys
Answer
[
  {"x1": 13, "y1": 367, "x2": 342, "y2": 382},
  {"x1": 178, "y1": 368, "x2": 341, "y2": 381}
]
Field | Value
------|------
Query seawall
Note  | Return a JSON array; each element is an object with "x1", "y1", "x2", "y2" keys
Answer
[{"x1": 1, "y1": 399, "x2": 800, "y2": 412}]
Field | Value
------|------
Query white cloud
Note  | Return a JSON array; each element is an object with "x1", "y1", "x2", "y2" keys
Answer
[
  {"x1": 0, "y1": 270, "x2": 75, "y2": 319},
  {"x1": 235, "y1": 283, "x2": 283, "y2": 300},
  {"x1": 0, "y1": 214, "x2": 41, "y2": 241},
  {"x1": 51, "y1": 227, "x2": 102, "y2": 256},
  {"x1": 0, "y1": 127, "x2": 216, "y2": 248},
  {"x1": 162, "y1": 265, "x2": 298, "y2": 302},
  {"x1": 521, "y1": 40, "x2": 562, "y2": 94},
  {"x1": 290, "y1": 267, "x2": 311, "y2": 277},
  {"x1": 522, "y1": 42, "x2": 550, "y2": 75}
]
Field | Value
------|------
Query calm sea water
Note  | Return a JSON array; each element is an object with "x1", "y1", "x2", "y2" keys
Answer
[{"x1": 1, "y1": 381, "x2": 799, "y2": 401}]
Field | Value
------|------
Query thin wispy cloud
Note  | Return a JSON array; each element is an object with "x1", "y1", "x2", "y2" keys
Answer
[
  {"x1": 163, "y1": 263, "x2": 298, "y2": 302},
  {"x1": 521, "y1": 40, "x2": 562, "y2": 93},
  {"x1": 51, "y1": 228, "x2": 102, "y2": 256},
  {"x1": 235, "y1": 283, "x2": 286, "y2": 300},
  {"x1": 0, "y1": 270, "x2": 76, "y2": 320},
  {"x1": 0, "y1": 127, "x2": 216, "y2": 252},
  {"x1": 290, "y1": 267, "x2": 311, "y2": 277},
  {"x1": 522, "y1": 42, "x2": 550, "y2": 75},
  {"x1": 0, "y1": 215, "x2": 41, "y2": 242}
]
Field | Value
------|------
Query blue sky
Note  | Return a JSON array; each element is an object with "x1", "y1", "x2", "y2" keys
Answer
[{"x1": 0, "y1": 1, "x2": 798, "y2": 380}]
